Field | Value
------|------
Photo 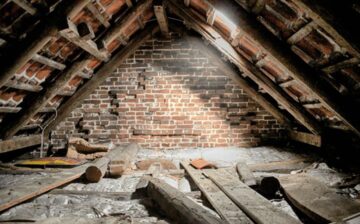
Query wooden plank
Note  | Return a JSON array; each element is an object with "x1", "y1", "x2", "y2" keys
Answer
[
  {"x1": 288, "y1": 130, "x2": 322, "y2": 147},
  {"x1": 0, "y1": 106, "x2": 21, "y2": 113},
  {"x1": 0, "y1": 161, "x2": 94, "y2": 212},
  {"x1": 287, "y1": 21, "x2": 316, "y2": 45},
  {"x1": 168, "y1": 2, "x2": 321, "y2": 134},
  {"x1": 204, "y1": 168, "x2": 302, "y2": 224},
  {"x1": 247, "y1": 158, "x2": 312, "y2": 173},
  {"x1": 236, "y1": 162, "x2": 256, "y2": 186},
  {"x1": 44, "y1": 24, "x2": 159, "y2": 135},
  {"x1": 279, "y1": 174, "x2": 360, "y2": 223},
  {"x1": 184, "y1": 34, "x2": 291, "y2": 126},
  {"x1": 154, "y1": 2, "x2": 169, "y2": 35},
  {"x1": 4, "y1": 80, "x2": 43, "y2": 92},
  {"x1": 11, "y1": 0, "x2": 37, "y2": 15},
  {"x1": 0, "y1": 135, "x2": 41, "y2": 154},
  {"x1": 145, "y1": 176, "x2": 223, "y2": 224},
  {"x1": 181, "y1": 162, "x2": 253, "y2": 224},
  {"x1": 86, "y1": 3, "x2": 110, "y2": 28},
  {"x1": 0, "y1": 0, "x2": 90, "y2": 88},
  {"x1": 59, "y1": 19, "x2": 109, "y2": 61},
  {"x1": 32, "y1": 54, "x2": 66, "y2": 70}
]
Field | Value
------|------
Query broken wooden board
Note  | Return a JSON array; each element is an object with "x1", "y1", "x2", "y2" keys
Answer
[
  {"x1": 181, "y1": 162, "x2": 253, "y2": 224},
  {"x1": 248, "y1": 158, "x2": 313, "y2": 173},
  {"x1": 205, "y1": 168, "x2": 301, "y2": 224},
  {"x1": 0, "y1": 162, "x2": 90, "y2": 212},
  {"x1": 144, "y1": 176, "x2": 222, "y2": 224},
  {"x1": 279, "y1": 174, "x2": 360, "y2": 223}
]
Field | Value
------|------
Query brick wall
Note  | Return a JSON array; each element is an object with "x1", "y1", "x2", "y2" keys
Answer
[{"x1": 51, "y1": 33, "x2": 285, "y2": 150}]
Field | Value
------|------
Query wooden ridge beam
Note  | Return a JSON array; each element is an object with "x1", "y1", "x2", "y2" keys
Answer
[
  {"x1": 86, "y1": 3, "x2": 111, "y2": 28},
  {"x1": 44, "y1": 24, "x2": 160, "y2": 135},
  {"x1": 4, "y1": 80, "x2": 43, "y2": 92},
  {"x1": 102, "y1": 0, "x2": 154, "y2": 47},
  {"x1": 154, "y1": 1, "x2": 170, "y2": 35},
  {"x1": 0, "y1": 56, "x2": 91, "y2": 139},
  {"x1": 184, "y1": 34, "x2": 291, "y2": 126},
  {"x1": 0, "y1": 134, "x2": 41, "y2": 154},
  {"x1": 229, "y1": 0, "x2": 360, "y2": 137},
  {"x1": 0, "y1": 0, "x2": 91, "y2": 88},
  {"x1": 167, "y1": 0, "x2": 322, "y2": 134},
  {"x1": 32, "y1": 54, "x2": 66, "y2": 70}
]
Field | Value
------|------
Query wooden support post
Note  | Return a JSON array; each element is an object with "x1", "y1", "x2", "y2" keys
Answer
[
  {"x1": 32, "y1": 54, "x2": 66, "y2": 70},
  {"x1": 167, "y1": 2, "x2": 321, "y2": 134},
  {"x1": 154, "y1": 2, "x2": 170, "y2": 35},
  {"x1": 288, "y1": 130, "x2": 322, "y2": 147},
  {"x1": 0, "y1": 56, "x2": 91, "y2": 139},
  {"x1": 228, "y1": 0, "x2": 360, "y2": 137},
  {"x1": 204, "y1": 169, "x2": 302, "y2": 224},
  {"x1": 59, "y1": 19, "x2": 109, "y2": 61},
  {"x1": 45, "y1": 25, "x2": 159, "y2": 134},
  {"x1": 0, "y1": 135, "x2": 41, "y2": 154},
  {"x1": 144, "y1": 176, "x2": 223, "y2": 224},
  {"x1": 86, "y1": 3, "x2": 111, "y2": 28},
  {"x1": 184, "y1": 35, "x2": 291, "y2": 126},
  {"x1": 0, "y1": 0, "x2": 91, "y2": 89},
  {"x1": 11, "y1": 0, "x2": 37, "y2": 15},
  {"x1": 0, "y1": 106, "x2": 21, "y2": 113}
]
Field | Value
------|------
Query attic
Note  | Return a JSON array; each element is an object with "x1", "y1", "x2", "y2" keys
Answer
[{"x1": 0, "y1": 0, "x2": 360, "y2": 223}]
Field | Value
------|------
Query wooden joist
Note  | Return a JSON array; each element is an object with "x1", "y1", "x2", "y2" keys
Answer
[
  {"x1": 184, "y1": 35, "x2": 291, "y2": 126},
  {"x1": 154, "y1": 1, "x2": 170, "y2": 35},
  {"x1": 4, "y1": 80, "x2": 43, "y2": 92},
  {"x1": 102, "y1": 0, "x2": 153, "y2": 47},
  {"x1": 168, "y1": 1, "x2": 322, "y2": 134},
  {"x1": 205, "y1": 168, "x2": 302, "y2": 224},
  {"x1": 32, "y1": 54, "x2": 66, "y2": 70},
  {"x1": 0, "y1": 56, "x2": 91, "y2": 139},
  {"x1": 59, "y1": 20, "x2": 109, "y2": 61},
  {"x1": 0, "y1": 134, "x2": 41, "y2": 154},
  {"x1": 0, "y1": 106, "x2": 21, "y2": 113},
  {"x1": 287, "y1": 21, "x2": 316, "y2": 45},
  {"x1": 86, "y1": 3, "x2": 111, "y2": 28},
  {"x1": 11, "y1": 0, "x2": 37, "y2": 15},
  {"x1": 226, "y1": 0, "x2": 360, "y2": 137},
  {"x1": 181, "y1": 162, "x2": 253, "y2": 224},
  {"x1": 288, "y1": 130, "x2": 322, "y2": 147},
  {"x1": 322, "y1": 57, "x2": 360, "y2": 74},
  {"x1": 0, "y1": 0, "x2": 91, "y2": 88},
  {"x1": 144, "y1": 176, "x2": 223, "y2": 224},
  {"x1": 45, "y1": 24, "x2": 160, "y2": 134}
]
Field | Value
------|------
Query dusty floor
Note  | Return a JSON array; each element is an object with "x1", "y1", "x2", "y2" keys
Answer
[{"x1": 0, "y1": 146, "x2": 359, "y2": 223}]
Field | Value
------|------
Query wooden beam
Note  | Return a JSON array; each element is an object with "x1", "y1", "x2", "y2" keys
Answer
[
  {"x1": 0, "y1": 106, "x2": 21, "y2": 113},
  {"x1": 288, "y1": 130, "x2": 321, "y2": 147},
  {"x1": 154, "y1": 2, "x2": 169, "y2": 35},
  {"x1": 0, "y1": 134, "x2": 41, "y2": 154},
  {"x1": 322, "y1": 57, "x2": 360, "y2": 74},
  {"x1": 205, "y1": 169, "x2": 302, "y2": 224},
  {"x1": 11, "y1": 0, "x2": 37, "y2": 15},
  {"x1": 181, "y1": 162, "x2": 253, "y2": 224},
  {"x1": 59, "y1": 19, "x2": 109, "y2": 61},
  {"x1": 86, "y1": 3, "x2": 111, "y2": 28},
  {"x1": 184, "y1": 34, "x2": 291, "y2": 126},
  {"x1": 77, "y1": 22, "x2": 95, "y2": 40},
  {"x1": 144, "y1": 176, "x2": 223, "y2": 224},
  {"x1": 4, "y1": 80, "x2": 43, "y2": 92},
  {"x1": 167, "y1": 1, "x2": 321, "y2": 134},
  {"x1": 229, "y1": 0, "x2": 360, "y2": 137},
  {"x1": 1, "y1": 56, "x2": 91, "y2": 139},
  {"x1": 102, "y1": 0, "x2": 153, "y2": 47},
  {"x1": 0, "y1": 0, "x2": 91, "y2": 88},
  {"x1": 45, "y1": 24, "x2": 160, "y2": 135},
  {"x1": 125, "y1": 0, "x2": 133, "y2": 7},
  {"x1": 32, "y1": 54, "x2": 66, "y2": 70},
  {"x1": 108, "y1": 143, "x2": 139, "y2": 177},
  {"x1": 287, "y1": 21, "x2": 316, "y2": 45}
]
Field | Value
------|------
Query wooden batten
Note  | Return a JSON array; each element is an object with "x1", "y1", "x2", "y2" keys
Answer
[
  {"x1": 32, "y1": 54, "x2": 66, "y2": 71},
  {"x1": 288, "y1": 130, "x2": 322, "y2": 147},
  {"x1": 4, "y1": 80, "x2": 43, "y2": 92},
  {"x1": 11, "y1": 0, "x2": 37, "y2": 15},
  {"x1": 0, "y1": 134, "x2": 41, "y2": 154}
]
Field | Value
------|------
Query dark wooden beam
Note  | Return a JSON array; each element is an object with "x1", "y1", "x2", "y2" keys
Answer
[
  {"x1": 167, "y1": 0, "x2": 322, "y2": 134},
  {"x1": 0, "y1": 0, "x2": 91, "y2": 88},
  {"x1": 45, "y1": 24, "x2": 160, "y2": 134},
  {"x1": 0, "y1": 135, "x2": 41, "y2": 154},
  {"x1": 288, "y1": 130, "x2": 322, "y2": 147},
  {"x1": 154, "y1": 1, "x2": 169, "y2": 35},
  {"x1": 184, "y1": 34, "x2": 292, "y2": 126},
  {"x1": 228, "y1": 0, "x2": 360, "y2": 137}
]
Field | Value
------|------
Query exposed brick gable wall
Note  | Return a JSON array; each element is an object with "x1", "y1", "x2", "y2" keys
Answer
[{"x1": 51, "y1": 33, "x2": 285, "y2": 150}]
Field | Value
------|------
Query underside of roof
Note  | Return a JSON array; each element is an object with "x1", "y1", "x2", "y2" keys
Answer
[{"x1": 0, "y1": 0, "x2": 359, "y2": 144}]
